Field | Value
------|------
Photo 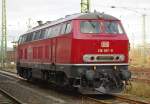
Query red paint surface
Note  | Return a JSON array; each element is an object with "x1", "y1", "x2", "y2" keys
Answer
[{"x1": 17, "y1": 19, "x2": 129, "y2": 65}]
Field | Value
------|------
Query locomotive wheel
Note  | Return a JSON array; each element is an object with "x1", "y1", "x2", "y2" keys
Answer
[
  {"x1": 26, "y1": 69, "x2": 32, "y2": 80},
  {"x1": 21, "y1": 68, "x2": 32, "y2": 80},
  {"x1": 42, "y1": 71, "x2": 48, "y2": 80},
  {"x1": 56, "y1": 72, "x2": 69, "y2": 87}
]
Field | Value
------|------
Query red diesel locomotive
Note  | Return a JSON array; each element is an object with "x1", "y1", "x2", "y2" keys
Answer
[{"x1": 17, "y1": 12, "x2": 131, "y2": 94}]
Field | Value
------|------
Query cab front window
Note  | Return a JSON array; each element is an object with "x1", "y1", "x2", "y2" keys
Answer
[
  {"x1": 80, "y1": 21, "x2": 100, "y2": 34},
  {"x1": 104, "y1": 21, "x2": 124, "y2": 34}
]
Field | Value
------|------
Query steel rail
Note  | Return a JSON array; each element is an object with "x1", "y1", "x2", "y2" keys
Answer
[
  {"x1": 132, "y1": 78, "x2": 150, "y2": 84},
  {"x1": 113, "y1": 94, "x2": 149, "y2": 104},
  {"x1": 0, "y1": 87, "x2": 24, "y2": 104},
  {"x1": 0, "y1": 70, "x2": 25, "y2": 104},
  {"x1": 83, "y1": 96, "x2": 110, "y2": 104},
  {"x1": 0, "y1": 70, "x2": 21, "y2": 79},
  {"x1": 84, "y1": 94, "x2": 149, "y2": 104}
]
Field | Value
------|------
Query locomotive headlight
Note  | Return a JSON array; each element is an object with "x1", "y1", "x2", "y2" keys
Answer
[
  {"x1": 83, "y1": 55, "x2": 95, "y2": 62},
  {"x1": 119, "y1": 55, "x2": 125, "y2": 61},
  {"x1": 83, "y1": 55, "x2": 89, "y2": 62}
]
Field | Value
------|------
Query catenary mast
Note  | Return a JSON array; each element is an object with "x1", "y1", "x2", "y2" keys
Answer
[
  {"x1": 1, "y1": 0, "x2": 7, "y2": 68},
  {"x1": 81, "y1": 0, "x2": 90, "y2": 13}
]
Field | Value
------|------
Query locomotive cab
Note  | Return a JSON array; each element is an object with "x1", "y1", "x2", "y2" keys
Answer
[{"x1": 69, "y1": 14, "x2": 131, "y2": 94}]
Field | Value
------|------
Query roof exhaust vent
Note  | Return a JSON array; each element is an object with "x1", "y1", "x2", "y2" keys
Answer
[
  {"x1": 46, "y1": 21, "x2": 52, "y2": 24},
  {"x1": 37, "y1": 21, "x2": 43, "y2": 26},
  {"x1": 46, "y1": 21, "x2": 51, "y2": 23},
  {"x1": 65, "y1": 15, "x2": 71, "y2": 18}
]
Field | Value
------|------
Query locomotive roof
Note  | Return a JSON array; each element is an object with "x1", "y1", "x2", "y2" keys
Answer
[{"x1": 26, "y1": 12, "x2": 119, "y2": 34}]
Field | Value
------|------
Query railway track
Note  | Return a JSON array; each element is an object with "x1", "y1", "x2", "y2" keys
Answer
[
  {"x1": 130, "y1": 70, "x2": 150, "y2": 84},
  {"x1": 0, "y1": 70, "x2": 67, "y2": 104},
  {"x1": 0, "y1": 88, "x2": 22, "y2": 104},
  {"x1": 113, "y1": 94, "x2": 149, "y2": 104},
  {"x1": 132, "y1": 78, "x2": 150, "y2": 84},
  {"x1": 0, "y1": 70, "x2": 149, "y2": 104},
  {"x1": 0, "y1": 71, "x2": 26, "y2": 104},
  {"x1": 83, "y1": 94, "x2": 149, "y2": 104},
  {"x1": 0, "y1": 88, "x2": 24, "y2": 104}
]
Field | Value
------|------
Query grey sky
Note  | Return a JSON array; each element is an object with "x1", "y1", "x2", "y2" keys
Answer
[{"x1": 0, "y1": 0, "x2": 150, "y2": 47}]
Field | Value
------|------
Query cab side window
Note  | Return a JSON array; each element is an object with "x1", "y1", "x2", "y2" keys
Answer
[
  {"x1": 60, "y1": 21, "x2": 72, "y2": 35},
  {"x1": 55, "y1": 24, "x2": 62, "y2": 36},
  {"x1": 28, "y1": 33, "x2": 33, "y2": 41},
  {"x1": 19, "y1": 21, "x2": 73, "y2": 42},
  {"x1": 26, "y1": 33, "x2": 33, "y2": 42},
  {"x1": 45, "y1": 28, "x2": 52, "y2": 38},
  {"x1": 65, "y1": 22, "x2": 72, "y2": 34},
  {"x1": 18, "y1": 36, "x2": 22, "y2": 44},
  {"x1": 60, "y1": 23, "x2": 66, "y2": 34},
  {"x1": 40, "y1": 29, "x2": 46, "y2": 39},
  {"x1": 50, "y1": 24, "x2": 62, "y2": 37},
  {"x1": 22, "y1": 35, "x2": 27, "y2": 43},
  {"x1": 34, "y1": 30, "x2": 41, "y2": 40},
  {"x1": 25, "y1": 34, "x2": 29, "y2": 42}
]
